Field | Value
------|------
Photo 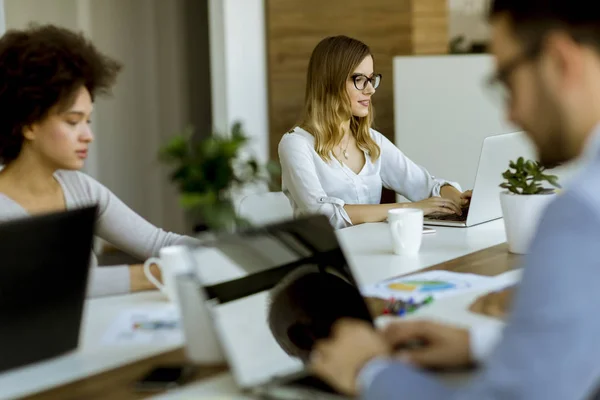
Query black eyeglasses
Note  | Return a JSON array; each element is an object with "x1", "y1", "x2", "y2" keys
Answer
[
  {"x1": 486, "y1": 41, "x2": 542, "y2": 105},
  {"x1": 351, "y1": 73, "x2": 382, "y2": 90}
]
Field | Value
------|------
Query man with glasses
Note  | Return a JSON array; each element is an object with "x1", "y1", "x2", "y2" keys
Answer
[{"x1": 309, "y1": 1, "x2": 600, "y2": 398}]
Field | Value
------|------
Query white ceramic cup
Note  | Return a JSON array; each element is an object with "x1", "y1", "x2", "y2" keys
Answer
[
  {"x1": 143, "y1": 245, "x2": 191, "y2": 302},
  {"x1": 388, "y1": 208, "x2": 424, "y2": 255}
]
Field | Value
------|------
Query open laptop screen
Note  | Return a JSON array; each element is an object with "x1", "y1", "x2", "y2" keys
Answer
[
  {"x1": 196, "y1": 215, "x2": 373, "y2": 390},
  {"x1": 0, "y1": 206, "x2": 97, "y2": 373}
]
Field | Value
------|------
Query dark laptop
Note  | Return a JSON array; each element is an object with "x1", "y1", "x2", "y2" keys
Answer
[
  {"x1": 0, "y1": 206, "x2": 97, "y2": 373},
  {"x1": 194, "y1": 215, "x2": 373, "y2": 399}
]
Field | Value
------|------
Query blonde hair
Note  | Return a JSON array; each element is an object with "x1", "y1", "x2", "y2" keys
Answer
[{"x1": 299, "y1": 35, "x2": 380, "y2": 162}]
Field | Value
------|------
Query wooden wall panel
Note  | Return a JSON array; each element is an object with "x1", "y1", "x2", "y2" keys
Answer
[
  {"x1": 266, "y1": 0, "x2": 449, "y2": 160},
  {"x1": 413, "y1": 0, "x2": 450, "y2": 54}
]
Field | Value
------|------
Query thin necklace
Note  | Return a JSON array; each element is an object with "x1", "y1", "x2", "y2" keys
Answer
[{"x1": 340, "y1": 136, "x2": 350, "y2": 160}]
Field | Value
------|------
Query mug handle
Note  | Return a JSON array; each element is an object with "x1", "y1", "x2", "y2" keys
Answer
[
  {"x1": 143, "y1": 257, "x2": 166, "y2": 294},
  {"x1": 390, "y1": 220, "x2": 405, "y2": 250}
]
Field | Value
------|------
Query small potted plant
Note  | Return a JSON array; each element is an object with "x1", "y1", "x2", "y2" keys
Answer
[
  {"x1": 159, "y1": 122, "x2": 280, "y2": 232},
  {"x1": 499, "y1": 157, "x2": 560, "y2": 254}
]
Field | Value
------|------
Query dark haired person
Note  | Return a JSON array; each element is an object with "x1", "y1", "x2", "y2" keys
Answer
[
  {"x1": 267, "y1": 266, "x2": 384, "y2": 362},
  {"x1": 309, "y1": 1, "x2": 600, "y2": 398},
  {"x1": 0, "y1": 25, "x2": 199, "y2": 297}
]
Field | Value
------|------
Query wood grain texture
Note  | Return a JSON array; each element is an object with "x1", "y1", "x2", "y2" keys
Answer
[
  {"x1": 419, "y1": 243, "x2": 519, "y2": 277},
  {"x1": 22, "y1": 349, "x2": 226, "y2": 400},
  {"x1": 26, "y1": 243, "x2": 514, "y2": 398},
  {"x1": 412, "y1": 0, "x2": 450, "y2": 54},
  {"x1": 266, "y1": 0, "x2": 449, "y2": 160}
]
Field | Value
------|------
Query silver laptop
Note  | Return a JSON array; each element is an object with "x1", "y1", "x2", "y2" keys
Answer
[
  {"x1": 195, "y1": 215, "x2": 371, "y2": 399},
  {"x1": 425, "y1": 131, "x2": 535, "y2": 227}
]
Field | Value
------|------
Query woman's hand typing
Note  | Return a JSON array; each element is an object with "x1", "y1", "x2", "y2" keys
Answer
[{"x1": 409, "y1": 197, "x2": 462, "y2": 216}]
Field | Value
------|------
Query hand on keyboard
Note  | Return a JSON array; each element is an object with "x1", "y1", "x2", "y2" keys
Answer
[
  {"x1": 427, "y1": 206, "x2": 469, "y2": 221},
  {"x1": 410, "y1": 197, "x2": 463, "y2": 216}
]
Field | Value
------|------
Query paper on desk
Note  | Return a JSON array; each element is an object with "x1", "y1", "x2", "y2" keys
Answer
[
  {"x1": 361, "y1": 270, "x2": 501, "y2": 302},
  {"x1": 101, "y1": 304, "x2": 183, "y2": 345}
]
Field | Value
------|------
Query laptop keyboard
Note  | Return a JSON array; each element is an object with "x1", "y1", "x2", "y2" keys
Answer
[{"x1": 427, "y1": 207, "x2": 469, "y2": 222}]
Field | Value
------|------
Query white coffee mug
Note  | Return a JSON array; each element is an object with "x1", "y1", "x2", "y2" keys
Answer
[
  {"x1": 144, "y1": 245, "x2": 191, "y2": 302},
  {"x1": 388, "y1": 208, "x2": 424, "y2": 255}
]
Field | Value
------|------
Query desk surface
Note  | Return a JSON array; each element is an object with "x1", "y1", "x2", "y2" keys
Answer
[
  {"x1": 0, "y1": 292, "x2": 184, "y2": 400},
  {"x1": 1, "y1": 220, "x2": 510, "y2": 399},
  {"x1": 156, "y1": 242, "x2": 521, "y2": 400},
  {"x1": 340, "y1": 219, "x2": 507, "y2": 286}
]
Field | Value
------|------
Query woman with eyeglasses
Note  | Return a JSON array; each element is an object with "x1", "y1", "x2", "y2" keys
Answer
[{"x1": 279, "y1": 36, "x2": 471, "y2": 229}]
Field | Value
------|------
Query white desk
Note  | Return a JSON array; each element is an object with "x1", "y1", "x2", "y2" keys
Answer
[
  {"x1": 0, "y1": 220, "x2": 508, "y2": 399},
  {"x1": 0, "y1": 292, "x2": 181, "y2": 400},
  {"x1": 340, "y1": 219, "x2": 507, "y2": 286},
  {"x1": 153, "y1": 220, "x2": 514, "y2": 399}
]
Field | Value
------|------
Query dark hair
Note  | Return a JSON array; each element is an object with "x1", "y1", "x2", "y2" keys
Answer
[
  {"x1": 267, "y1": 266, "x2": 372, "y2": 362},
  {"x1": 489, "y1": 0, "x2": 600, "y2": 52},
  {"x1": 0, "y1": 24, "x2": 122, "y2": 164}
]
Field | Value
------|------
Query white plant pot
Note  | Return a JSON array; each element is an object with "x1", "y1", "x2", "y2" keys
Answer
[{"x1": 500, "y1": 191, "x2": 556, "y2": 254}]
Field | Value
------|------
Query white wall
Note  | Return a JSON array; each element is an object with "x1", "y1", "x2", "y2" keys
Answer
[
  {"x1": 394, "y1": 55, "x2": 517, "y2": 192},
  {"x1": 0, "y1": 0, "x2": 6, "y2": 35},
  {"x1": 448, "y1": 0, "x2": 491, "y2": 44},
  {"x1": 209, "y1": 0, "x2": 269, "y2": 163},
  {"x1": 4, "y1": 0, "x2": 189, "y2": 234},
  {"x1": 393, "y1": 54, "x2": 579, "y2": 193},
  {"x1": 5, "y1": 0, "x2": 79, "y2": 30},
  {"x1": 88, "y1": 0, "x2": 189, "y2": 234}
]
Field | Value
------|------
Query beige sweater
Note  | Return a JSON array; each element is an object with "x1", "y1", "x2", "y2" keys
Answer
[{"x1": 0, "y1": 170, "x2": 200, "y2": 297}]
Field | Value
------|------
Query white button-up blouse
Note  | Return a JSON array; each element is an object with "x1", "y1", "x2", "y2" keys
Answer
[{"x1": 278, "y1": 127, "x2": 461, "y2": 229}]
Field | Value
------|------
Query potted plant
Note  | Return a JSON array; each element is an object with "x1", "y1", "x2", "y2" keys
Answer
[
  {"x1": 499, "y1": 157, "x2": 561, "y2": 254},
  {"x1": 159, "y1": 122, "x2": 280, "y2": 232}
]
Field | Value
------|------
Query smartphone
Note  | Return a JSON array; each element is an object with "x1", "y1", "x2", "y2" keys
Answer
[{"x1": 134, "y1": 364, "x2": 196, "y2": 392}]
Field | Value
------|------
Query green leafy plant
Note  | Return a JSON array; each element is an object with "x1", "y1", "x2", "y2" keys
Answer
[
  {"x1": 500, "y1": 157, "x2": 561, "y2": 195},
  {"x1": 159, "y1": 122, "x2": 280, "y2": 231}
]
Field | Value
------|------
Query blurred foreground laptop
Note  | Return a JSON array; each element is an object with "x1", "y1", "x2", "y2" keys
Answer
[
  {"x1": 425, "y1": 131, "x2": 535, "y2": 227},
  {"x1": 195, "y1": 215, "x2": 372, "y2": 399},
  {"x1": 0, "y1": 206, "x2": 97, "y2": 373}
]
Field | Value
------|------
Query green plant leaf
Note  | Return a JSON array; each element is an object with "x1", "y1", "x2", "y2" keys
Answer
[
  {"x1": 200, "y1": 138, "x2": 220, "y2": 158},
  {"x1": 197, "y1": 200, "x2": 239, "y2": 232},
  {"x1": 170, "y1": 165, "x2": 192, "y2": 182},
  {"x1": 535, "y1": 161, "x2": 545, "y2": 172},
  {"x1": 507, "y1": 177, "x2": 523, "y2": 188},
  {"x1": 231, "y1": 121, "x2": 244, "y2": 140},
  {"x1": 159, "y1": 136, "x2": 188, "y2": 162},
  {"x1": 544, "y1": 175, "x2": 561, "y2": 188},
  {"x1": 179, "y1": 192, "x2": 218, "y2": 209},
  {"x1": 267, "y1": 161, "x2": 281, "y2": 175},
  {"x1": 500, "y1": 157, "x2": 561, "y2": 195},
  {"x1": 159, "y1": 122, "x2": 281, "y2": 231},
  {"x1": 524, "y1": 160, "x2": 537, "y2": 175},
  {"x1": 524, "y1": 181, "x2": 540, "y2": 194},
  {"x1": 502, "y1": 170, "x2": 511, "y2": 178}
]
